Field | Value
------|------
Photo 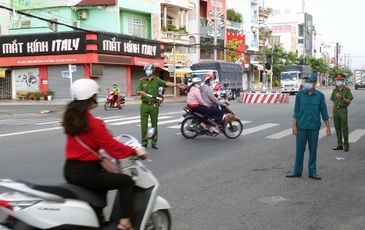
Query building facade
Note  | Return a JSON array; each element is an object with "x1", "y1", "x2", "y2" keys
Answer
[{"x1": 0, "y1": 0, "x2": 165, "y2": 99}]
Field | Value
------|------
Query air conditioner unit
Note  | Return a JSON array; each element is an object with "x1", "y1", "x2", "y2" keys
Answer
[{"x1": 78, "y1": 10, "x2": 88, "y2": 20}]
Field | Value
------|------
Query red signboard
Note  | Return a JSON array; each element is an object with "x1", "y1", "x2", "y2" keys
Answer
[{"x1": 226, "y1": 32, "x2": 245, "y2": 66}]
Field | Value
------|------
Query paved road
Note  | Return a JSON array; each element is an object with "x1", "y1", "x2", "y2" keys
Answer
[{"x1": 0, "y1": 88, "x2": 365, "y2": 229}]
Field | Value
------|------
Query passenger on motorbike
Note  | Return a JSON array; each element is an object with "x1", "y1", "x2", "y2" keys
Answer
[
  {"x1": 201, "y1": 74, "x2": 225, "y2": 122},
  {"x1": 187, "y1": 77, "x2": 219, "y2": 133},
  {"x1": 112, "y1": 83, "x2": 121, "y2": 105},
  {"x1": 62, "y1": 79, "x2": 148, "y2": 230}
]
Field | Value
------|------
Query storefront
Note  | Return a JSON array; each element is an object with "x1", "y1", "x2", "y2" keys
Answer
[{"x1": 0, "y1": 31, "x2": 164, "y2": 99}]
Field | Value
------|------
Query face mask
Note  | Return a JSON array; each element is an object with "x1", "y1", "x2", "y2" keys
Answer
[
  {"x1": 303, "y1": 82, "x2": 313, "y2": 90},
  {"x1": 336, "y1": 80, "x2": 344, "y2": 87},
  {"x1": 145, "y1": 70, "x2": 153, "y2": 76}
]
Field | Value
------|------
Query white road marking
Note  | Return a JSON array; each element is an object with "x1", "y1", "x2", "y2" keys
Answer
[
  {"x1": 167, "y1": 125, "x2": 180, "y2": 129},
  {"x1": 349, "y1": 129, "x2": 365, "y2": 143},
  {"x1": 241, "y1": 123, "x2": 279, "y2": 136},
  {"x1": 0, "y1": 127, "x2": 62, "y2": 138},
  {"x1": 109, "y1": 116, "x2": 172, "y2": 126},
  {"x1": 137, "y1": 118, "x2": 181, "y2": 127},
  {"x1": 104, "y1": 116, "x2": 140, "y2": 123},
  {"x1": 318, "y1": 127, "x2": 335, "y2": 139},
  {"x1": 36, "y1": 121, "x2": 60, "y2": 125},
  {"x1": 241, "y1": 120, "x2": 252, "y2": 124},
  {"x1": 266, "y1": 128, "x2": 292, "y2": 139}
]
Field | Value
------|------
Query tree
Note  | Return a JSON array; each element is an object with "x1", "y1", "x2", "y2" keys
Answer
[
  {"x1": 306, "y1": 56, "x2": 329, "y2": 76},
  {"x1": 226, "y1": 38, "x2": 243, "y2": 63},
  {"x1": 227, "y1": 8, "x2": 242, "y2": 23}
]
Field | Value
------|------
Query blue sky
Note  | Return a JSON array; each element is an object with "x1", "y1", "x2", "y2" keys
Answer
[{"x1": 306, "y1": 0, "x2": 364, "y2": 69}]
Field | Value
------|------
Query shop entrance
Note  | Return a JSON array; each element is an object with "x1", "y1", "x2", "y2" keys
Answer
[{"x1": 0, "y1": 70, "x2": 11, "y2": 99}]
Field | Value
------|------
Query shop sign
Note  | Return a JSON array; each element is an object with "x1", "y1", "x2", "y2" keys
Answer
[
  {"x1": 164, "y1": 52, "x2": 188, "y2": 64},
  {"x1": 0, "y1": 32, "x2": 86, "y2": 57},
  {"x1": 98, "y1": 34, "x2": 162, "y2": 59}
]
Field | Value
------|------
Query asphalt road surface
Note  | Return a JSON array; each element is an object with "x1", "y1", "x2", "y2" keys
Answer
[{"x1": 0, "y1": 88, "x2": 365, "y2": 230}]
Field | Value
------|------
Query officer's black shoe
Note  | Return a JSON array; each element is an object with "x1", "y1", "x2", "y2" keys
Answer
[
  {"x1": 344, "y1": 147, "x2": 349, "y2": 152},
  {"x1": 333, "y1": 146, "x2": 343, "y2": 150},
  {"x1": 286, "y1": 173, "x2": 302, "y2": 178},
  {"x1": 309, "y1": 175, "x2": 321, "y2": 180},
  {"x1": 151, "y1": 144, "x2": 158, "y2": 149}
]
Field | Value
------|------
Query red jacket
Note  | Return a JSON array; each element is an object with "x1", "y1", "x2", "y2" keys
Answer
[{"x1": 65, "y1": 113, "x2": 135, "y2": 161}]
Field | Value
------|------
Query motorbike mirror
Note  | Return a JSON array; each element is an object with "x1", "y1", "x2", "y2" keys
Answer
[{"x1": 146, "y1": 127, "x2": 156, "y2": 139}]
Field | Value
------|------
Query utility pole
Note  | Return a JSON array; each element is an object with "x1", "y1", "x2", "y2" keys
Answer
[
  {"x1": 335, "y1": 42, "x2": 339, "y2": 67},
  {"x1": 172, "y1": 34, "x2": 177, "y2": 98},
  {"x1": 213, "y1": 0, "x2": 217, "y2": 60}
]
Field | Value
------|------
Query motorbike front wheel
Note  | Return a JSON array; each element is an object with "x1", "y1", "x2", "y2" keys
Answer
[
  {"x1": 223, "y1": 118, "x2": 243, "y2": 139},
  {"x1": 104, "y1": 102, "x2": 111, "y2": 111},
  {"x1": 180, "y1": 116, "x2": 199, "y2": 139},
  {"x1": 145, "y1": 210, "x2": 171, "y2": 230}
]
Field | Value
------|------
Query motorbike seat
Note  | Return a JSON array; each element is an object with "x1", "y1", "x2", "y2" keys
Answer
[{"x1": 18, "y1": 180, "x2": 106, "y2": 208}]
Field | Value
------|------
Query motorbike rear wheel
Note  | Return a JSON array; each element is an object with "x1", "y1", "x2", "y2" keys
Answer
[
  {"x1": 180, "y1": 116, "x2": 199, "y2": 139},
  {"x1": 145, "y1": 210, "x2": 171, "y2": 230},
  {"x1": 104, "y1": 102, "x2": 111, "y2": 111},
  {"x1": 223, "y1": 118, "x2": 243, "y2": 139}
]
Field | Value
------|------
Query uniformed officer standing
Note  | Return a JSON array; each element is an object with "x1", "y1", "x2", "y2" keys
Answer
[
  {"x1": 136, "y1": 63, "x2": 186, "y2": 149},
  {"x1": 330, "y1": 74, "x2": 353, "y2": 152},
  {"x1": 286, "y1": 73, "x2": 331, "y2": 180}
]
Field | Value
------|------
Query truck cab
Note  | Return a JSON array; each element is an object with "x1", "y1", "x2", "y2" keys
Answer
[{"x1": 280, "y1": 71, "x2": 302, "y2": 94}]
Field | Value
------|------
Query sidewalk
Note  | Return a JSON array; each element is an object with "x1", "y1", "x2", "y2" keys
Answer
[{"x1": 0, "y1": 95, "x2": 187, "y2": 106}]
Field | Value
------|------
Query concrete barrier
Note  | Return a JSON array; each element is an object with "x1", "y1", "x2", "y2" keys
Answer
[{"x1": 239, "y1": 92, "x2": 289, "y2": 104}]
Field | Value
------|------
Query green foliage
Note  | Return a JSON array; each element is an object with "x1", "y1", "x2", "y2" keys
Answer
[
  {"x1": 227, "y1": 8, "x2": 243, "y2": 23},
  {"x1": 306, "y1": 56, "x2": 329, "y2": 75},
  {"x1": 272, "y1": 80, "x2": 280, "y2": 87},
  {"x1": 226, "y1": 38, "x2": 243, "y2": 63},
  {"x1": 161, "y1": 25, "x2": 168, "y2": 32},
  {"x1": 47, "y1": 89, "x2": 55, "y2": 96},
  {"x1": 328, "y1": 66, "x2": 352, "y2": 79},
  {"x1": 167, "y1": 24, "x2": 178, "y2": 32}
]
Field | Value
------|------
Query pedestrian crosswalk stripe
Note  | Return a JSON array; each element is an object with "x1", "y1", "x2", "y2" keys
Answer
[
  {"x1": 266, "y1": 128, "x2": 292, "y2": 139},
  {"x1": 318, "y1": 127, "x2": 335, "y2": 139},
  {"x1": 241, "y1": 120, "x2": 252, "y2": 124},
  {"x1": 0, "y1": 127, "x2": 62, "y2": 138},
  {"x1": 241, "y1": 123, "x2": 279, "y2": 136},
  {"x1": 137, "y1": 118, "x2": 181, "y2": 127},
  {"x1": 36, "y1": 121, "x2": 60, "y2": 125},
  {"x1": 109, "y1": 116, "x2": 173, "y2": 126},
  {"x1": 99, "y1": 115, "x2": 125, "y2": 120},
  {"x1": 349, "y1": 129, "x2": 365, "y2": 143},
  {"x1": 167, "y1": 125, "x2": 180, "y2": 129},
  {"x1": 104, "y1": 116, "x2": 140, "y2": 123}
]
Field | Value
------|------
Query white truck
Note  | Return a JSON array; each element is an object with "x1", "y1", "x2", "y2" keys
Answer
[
  {"x1": 354, "y1": 69, "x2": 365, "y2": 90},
  {"x1": 280, "y1": 65, "x2": 312, "y2": 94}
]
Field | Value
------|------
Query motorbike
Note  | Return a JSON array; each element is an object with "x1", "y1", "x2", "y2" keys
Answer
[
  {"x1": 0, "y1": 133, "x2": 171, "y2": 230},
  {"x1": 104, "y1": 91, "x2": 125, "y2": 111},
  {"x1": 180, "y1": 103, "x2": 243, "y2": 139}
]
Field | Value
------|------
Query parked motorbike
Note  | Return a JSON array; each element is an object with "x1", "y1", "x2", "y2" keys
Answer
[
  {"x1": 180, "y1": 104, "x2": 243, "y2": 139},
  {"x1": 104, "y1": 90, "x2": 125, "y2": 111},
  {"x1": 0, "y1": 133, "x2": 171, "y2": 230}
]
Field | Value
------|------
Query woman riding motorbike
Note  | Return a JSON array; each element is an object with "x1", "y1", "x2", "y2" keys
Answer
[
  {"x1": 187, "y1": 77, "x2": 219, "y2": 133},
  {"x1": 62, "y1": 79, "x2": 148, "y2": 230},
  {"x1": 201, "y1": 73, "x2": 225, "y2": 122}
]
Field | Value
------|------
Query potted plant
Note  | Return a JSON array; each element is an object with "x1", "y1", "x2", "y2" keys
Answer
[{"x1": 47, "y1": 90, "x2": 55, "y2": 101}]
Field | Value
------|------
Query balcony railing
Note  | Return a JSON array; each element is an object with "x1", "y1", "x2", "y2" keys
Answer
[
  {"x1": 227, "y1": 20, "x2": 243, "y2": 31},
  {"x1": 160, "y1": 31, "x2": 190, "y2": 43}
]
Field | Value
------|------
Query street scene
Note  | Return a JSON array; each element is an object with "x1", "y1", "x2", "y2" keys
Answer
[{"x1": 1, "y1": 0, "x2": 365, "y2": 229}]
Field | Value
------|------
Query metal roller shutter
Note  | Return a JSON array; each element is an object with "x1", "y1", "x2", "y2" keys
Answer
[
  {"x1": 48, "y1": 65, "x2": 84, "y2": 99},
  {"x1": 93, "y1": 65, "x2": 127, "y2": 98},
  {"x1": 131, "y1": 66, "x2": 144, "y2": 96}
]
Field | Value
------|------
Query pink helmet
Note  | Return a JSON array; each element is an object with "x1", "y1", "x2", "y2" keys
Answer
[{"x1": 203, "y1": 73, "x2": 213, "y2": 83}]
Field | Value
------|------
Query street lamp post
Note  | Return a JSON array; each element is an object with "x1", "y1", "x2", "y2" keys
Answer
[
  {"x1": 172, "y1": 34, "x2": 177, "y2": 98},
  {"x1": 270, "y1": 46, "x2": 274, "y2": 92}
]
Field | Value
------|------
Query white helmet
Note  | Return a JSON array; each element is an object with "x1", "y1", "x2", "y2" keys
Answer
[
  {"x1": 192, "y1": 77, "x2": 202, "y2": 84},
  {"x1": 71, "y1": 79, "x2": 99, "y2": 100}
]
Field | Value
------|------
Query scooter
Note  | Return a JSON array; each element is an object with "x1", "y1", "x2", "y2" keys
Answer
[
  {"x1": 0, "y1": 133, "x2": 171, "y2": 230},
  {"x1": 104, "y1": 90, "x2": 125, "y2": 111}
]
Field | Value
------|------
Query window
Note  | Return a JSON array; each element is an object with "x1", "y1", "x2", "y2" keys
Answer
[
  {"x1": 270, "y1": 36, "x2": 280, "y2": 45},
  {"x1": 21, "y1": 20, "x2": 31, "y2": 28},
  {"x1": 298, "y1": 24, "x2": 304, "y2": 37},
  {"x1": 127, "y1": 16, "x2": 147, "y2": 38},
  {"x1": 160, "y1": 15, "x2": 173, "y2": 26},
  {"x1": 189, "y1": 36, "x2": 196, "y2": 53}
]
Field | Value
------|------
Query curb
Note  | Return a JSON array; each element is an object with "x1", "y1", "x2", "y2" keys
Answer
[{"x1": 0, "y1": 96, "x2": 187, "y2": 106}]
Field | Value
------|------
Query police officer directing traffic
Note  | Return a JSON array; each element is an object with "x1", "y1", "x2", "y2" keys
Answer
[
  {"x1": 136, "y1": 63, "x2": 186, "y2": 149},
  {"x1": 330, "y1": 74, "x2": 353, "y2": 152}
]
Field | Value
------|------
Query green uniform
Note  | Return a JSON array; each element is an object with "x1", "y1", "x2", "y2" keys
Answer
[
  {"x1": 330, "y1": 86, "x2": 353, "y2": 149},
  {"x1": 137, "y1": 77, "x2": 167, "y2": 146}
]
